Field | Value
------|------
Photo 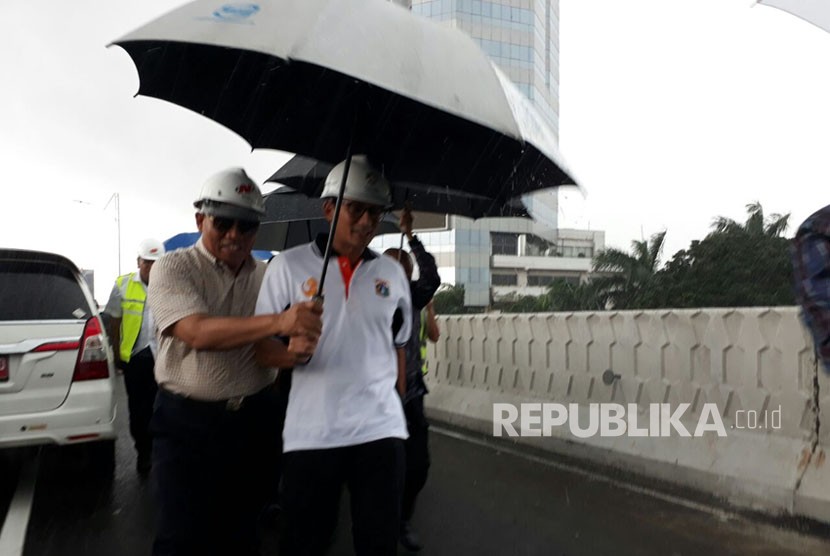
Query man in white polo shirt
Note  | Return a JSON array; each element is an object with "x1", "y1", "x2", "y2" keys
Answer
[{"x1": 255, "y1": 155, "x2": 411, "y2": 556}]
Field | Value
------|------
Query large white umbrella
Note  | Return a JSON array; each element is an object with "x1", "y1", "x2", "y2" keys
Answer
[
  {"x1": 112, "y1": 0, "x2": 579, "y2": 295},
  {"x1": 112, "y1": 0, "x2": 577, "y2": 198},
  {"x1": 758, "y1": 0, "x2": 830, "y2": 34}
]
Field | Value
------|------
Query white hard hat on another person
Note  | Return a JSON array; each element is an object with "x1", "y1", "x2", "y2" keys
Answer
[
  {"x1": 320, "y1": 155, "x2": 392, "y2": 208},
  {"x1": 194, "y1": 167, "x2": 266, "y2": 221},
  {"x1": 137, "y1": 238, "x2": 166, "y2": 261}
]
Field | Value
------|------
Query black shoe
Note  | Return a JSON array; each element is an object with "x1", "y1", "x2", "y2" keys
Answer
[
  {"x1": 136, "y1": 451, "x2": 152, "y2": 475},
  {"x1": 399, "y1": 522, "x2": 423, "y2": 552}
]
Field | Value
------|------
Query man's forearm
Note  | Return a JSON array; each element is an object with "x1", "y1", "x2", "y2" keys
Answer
[
  {"x1": 255, "y1": 337, "x2": 302, "y2": 368},
  {"x1": 409, "y1": 238, "x2": 440, "y2": 308},
  {"x1": 170, "y1": 313, "x2": 287, "y2": 351},
  {"x1": 165, "y1": 300, "x2": 321, "y2": 352},
  {"x1": 396, "y1": 347, "x2": 406, "y2": 398},
  {"x1": 426, "y1": 310, "x2": 440, "y2": 342}
]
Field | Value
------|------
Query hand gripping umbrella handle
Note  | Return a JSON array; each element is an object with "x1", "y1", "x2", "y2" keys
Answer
[{"x1": 295, "y1": 295, "x2": 324, "y2": 366}]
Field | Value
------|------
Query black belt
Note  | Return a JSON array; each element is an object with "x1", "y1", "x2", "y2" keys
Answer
[{"x1": 158, "y1": 385, "x2": 269, "y2": 413}]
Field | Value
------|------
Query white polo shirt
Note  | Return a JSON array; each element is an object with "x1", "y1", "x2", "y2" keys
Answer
[{"x1": 256, "y1": 238, "x2": 412, "y2": 452}]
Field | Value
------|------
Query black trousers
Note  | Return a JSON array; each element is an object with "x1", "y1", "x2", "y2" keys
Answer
[
  {"x1": 122, "y1": 347, "x2": 157, "y2": 456},
  {"x1": 281, "y1": 437, "x2": 405, "y2": 556},
  {"x1": 151, "y1": 386, "x2": 281, "y2": 556},
  {"x1": 273, "y1": 369, "x2": 292, "y2": 493},
  {"x1": 402, "y1": 395, "x2": 430, "y2": 523}
]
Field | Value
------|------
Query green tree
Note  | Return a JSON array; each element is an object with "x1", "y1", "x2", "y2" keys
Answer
[
  {"x1": 649, "y1": 202, "x2": 794, "y2": 308},
  {"x1": 545, "y1": 279, "x2": 604, "y2": 312},
  {"x1": 432, "y1": 284, "x2": 484, "y2": 315},
  {"x1": 591, "y1": 231, "x2": 667, "y2": 310},
  {"x1": 711, "y1": 201, "x2": 790, "y2": 238},
  {"x1": 492, "y1": 294, "x2": 550, "y2": 313}
]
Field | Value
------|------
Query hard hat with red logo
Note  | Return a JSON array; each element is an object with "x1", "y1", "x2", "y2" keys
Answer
[
  {"x1": 320, "y1": 155, "x2": 392, "y2": 208},
  {"x1": 137, "y1": 238, "x2": 165, "y2": 261},
  {"x1": 194, "y1": 167, "x2": 266, "y2": 220}
]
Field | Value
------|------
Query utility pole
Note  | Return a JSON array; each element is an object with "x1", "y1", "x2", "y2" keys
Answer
[{"x1": 104, "y1": 193, "x2": 121, "y2": 275}]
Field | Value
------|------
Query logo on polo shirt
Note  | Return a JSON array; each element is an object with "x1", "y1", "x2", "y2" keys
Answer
[
  {"x1": 301, "y1": 277, "x2": 318, "y2": 298},
  {"x1": 375, "y1": 279, "x2": 390, "y2": 298}
]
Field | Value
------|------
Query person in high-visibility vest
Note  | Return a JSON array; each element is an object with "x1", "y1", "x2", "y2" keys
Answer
[
  {"x1": 384, "y1": 207, "x2": 441, "y2": 553},
  {"x1": 104, "y1": 238, "x2": 165, "y2": 475}
]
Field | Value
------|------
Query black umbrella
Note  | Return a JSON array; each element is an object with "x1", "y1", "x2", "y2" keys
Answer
[
  {"x1": 254, "y1": 189, "x2": 400, "y2": 252},
  {"x1": 266, "y1": 156, "x2": 531, "y2": 220}
]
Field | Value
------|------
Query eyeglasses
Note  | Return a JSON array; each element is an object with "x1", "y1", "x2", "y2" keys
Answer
[
  {"x1": 343, "y1": 201, "x2": 386, "y2": 222},
  {"x1": 210, "y1": 216, "x2": 260, "y2": 235}
]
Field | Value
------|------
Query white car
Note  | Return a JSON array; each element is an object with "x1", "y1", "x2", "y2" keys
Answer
[{"x1": 0, "y1": 249, "x2": 117, "y2": 470}]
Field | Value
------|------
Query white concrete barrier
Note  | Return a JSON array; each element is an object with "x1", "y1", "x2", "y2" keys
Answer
[{"x1": 423, "y1": 307, "x2": 830, "y2": 522}]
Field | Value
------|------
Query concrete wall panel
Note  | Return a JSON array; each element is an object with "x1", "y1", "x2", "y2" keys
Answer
[{"x1": 424, "y1": 307, "x2": 829, "y2": 522}]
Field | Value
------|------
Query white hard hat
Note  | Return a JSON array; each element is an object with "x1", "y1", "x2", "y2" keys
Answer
[
  {"x1": 194, "y1": 167, "x2": 265, "y2": 220},
  {"x1": 320, "y1": 155, "x2": 392, "y2": 208},
  {"x1": 137, "y1": 238, "x2": 165, "y2": 261}
]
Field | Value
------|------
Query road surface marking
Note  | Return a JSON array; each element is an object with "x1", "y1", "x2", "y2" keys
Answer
[{"x1": 0, "y1": 450, "x2": 39, "y2": 556}]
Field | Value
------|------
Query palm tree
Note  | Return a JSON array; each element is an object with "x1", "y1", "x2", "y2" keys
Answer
[
  {"x1": 711, "y1": 201, "x2": 790, "y2": 238},
  {"x1": 590, "y1": 231, "x2": 667, "y2": 310},
  {"x1": 545, "y1": 278, "x2": 605, "y2": 312}
]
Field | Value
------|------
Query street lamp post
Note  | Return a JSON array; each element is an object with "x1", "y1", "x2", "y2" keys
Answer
[
  {"x1": 73, "y1": 193, "x2": 121, "y2": 276},
  {"x1": 104, "y1": 193, "x2": 121, "y2": 275}
]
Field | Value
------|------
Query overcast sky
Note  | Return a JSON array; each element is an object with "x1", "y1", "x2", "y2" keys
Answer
[{"x1": 2, "y1": 0, "x2": 829, "y2": 301}]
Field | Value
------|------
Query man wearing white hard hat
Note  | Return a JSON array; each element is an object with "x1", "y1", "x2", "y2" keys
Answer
[
  {"x1": 147, "y1": 168, "x2": 323, "y2": 556},
  {"x1": 104, "y1": 237, "x2": 166, "y2": 475},
  {"x1": 256, "y1": 155, "x2": 412, "y2": 555}
]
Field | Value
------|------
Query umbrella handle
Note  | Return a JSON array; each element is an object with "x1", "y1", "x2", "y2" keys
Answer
[{"x1": 317, "y1": 139, "x2": 355, "y2": 299}]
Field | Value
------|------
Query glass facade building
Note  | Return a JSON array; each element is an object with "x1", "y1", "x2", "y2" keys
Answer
[
  {"x1": 411, "y1": 0, "x2": 559, "y2": 133},
  {"x1": 375, "y1": 1, "x2": 594, "y2": 306}
]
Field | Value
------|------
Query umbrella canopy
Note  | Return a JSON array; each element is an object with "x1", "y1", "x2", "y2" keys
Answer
[
  {"x1": 758, "y1": 0, "x2": 830, "y2": 33},
  {"x1": 255, "y1": 190, "x2": 400, "y2": 252},
  {"x1": 163, "y1": 232, "x2": 273, "y2": 260},
  {"x1": 267, "y1": 155, "x2": 530, "y2": 219},
  {"x1": 112, "y1": 0, "x2": 578, "y2": 201},
  {"x1": 163, "y1": 232, "x2": 203, "y2": 251}
]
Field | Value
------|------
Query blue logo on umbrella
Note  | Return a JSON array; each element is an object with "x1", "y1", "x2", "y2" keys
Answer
[{"x1": 211, "y1": 4, "x2": 260, "y2": 23}]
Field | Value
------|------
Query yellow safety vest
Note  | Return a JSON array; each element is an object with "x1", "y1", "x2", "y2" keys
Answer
[{"x1": 115, "y1": 273, "x2": 147, "y2": 363}]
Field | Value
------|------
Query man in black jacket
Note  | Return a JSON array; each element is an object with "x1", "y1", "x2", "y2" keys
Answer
[{"x1": 385, "y1": 207, "x2": 441, "y2": 552}]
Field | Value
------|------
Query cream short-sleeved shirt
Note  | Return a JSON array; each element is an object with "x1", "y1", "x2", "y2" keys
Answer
[{"x1": 148, "y1": 240, "x2": 273, "y2": 401}]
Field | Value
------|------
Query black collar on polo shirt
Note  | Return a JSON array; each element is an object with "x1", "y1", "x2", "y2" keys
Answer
[{"x1": 313, "y1": 234, "x2": 377, "y2": 261}]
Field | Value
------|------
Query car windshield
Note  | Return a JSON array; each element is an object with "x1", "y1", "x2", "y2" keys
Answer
[{"x1": 0, "y1": 260, "x2": 89, "y2": 321}]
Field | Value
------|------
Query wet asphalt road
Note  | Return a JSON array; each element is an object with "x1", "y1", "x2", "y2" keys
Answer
[{"x1": 3, "y1": 380, "x2": 830, "y2": 555}]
